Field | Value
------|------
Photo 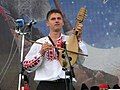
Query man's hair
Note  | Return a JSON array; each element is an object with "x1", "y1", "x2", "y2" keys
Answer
[{"x1": 46, "y1": 9, "x2": 63, "y2": 20}]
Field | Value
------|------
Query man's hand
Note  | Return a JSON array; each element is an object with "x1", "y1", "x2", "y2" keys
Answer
[{"x1": 40, "y1": 42, "x2": 52, "y2": 56}]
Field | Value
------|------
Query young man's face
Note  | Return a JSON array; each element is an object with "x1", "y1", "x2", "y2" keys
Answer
[{"x1": 46, "y1": 13, "x2": 64, "y2": 32}]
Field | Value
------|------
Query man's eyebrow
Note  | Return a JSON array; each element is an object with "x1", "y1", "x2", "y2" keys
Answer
[
  {"x1": 50, "y1": 17, "x2": 62, "y2": 20},
  {"x1": 50, "y1": 17, "x2": 56, "y2": 20}
]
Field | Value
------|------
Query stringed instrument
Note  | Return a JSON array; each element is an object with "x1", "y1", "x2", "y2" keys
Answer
[{"x1": 59, "y1": 7, "x2": 87, "y2": 68}]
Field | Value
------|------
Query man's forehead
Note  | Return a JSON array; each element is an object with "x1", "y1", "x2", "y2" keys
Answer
[{"x1": 48, "y1": 13, "x2": 62, "y2": 18}]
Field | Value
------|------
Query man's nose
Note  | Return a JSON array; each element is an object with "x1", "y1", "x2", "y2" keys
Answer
[
  {"x1": 55, "y1": 19, "x2": 60, "y2": 23},
  {"x1": 55, "y1": 18, "x2": 59, "y2": 21}
]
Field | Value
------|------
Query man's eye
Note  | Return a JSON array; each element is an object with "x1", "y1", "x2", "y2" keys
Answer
[
  {"x1": 51, "y1": 18, "x2": 56, "y2": 20},
  {"x1": 50, "y1": 17, "x2": 62, "y2": 20},
  {"x1": 57, "y1": 17, "x2": 62, "y2": 20}
]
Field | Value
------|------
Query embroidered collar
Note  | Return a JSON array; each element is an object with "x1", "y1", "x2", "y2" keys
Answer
[{"x1": 48, "y1": 33, "x2": 64, "y2": 41}]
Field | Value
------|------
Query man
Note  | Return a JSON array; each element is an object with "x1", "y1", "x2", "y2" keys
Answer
[{"x1": 23, "y1": 9, "x2": 87, "y2": 90}]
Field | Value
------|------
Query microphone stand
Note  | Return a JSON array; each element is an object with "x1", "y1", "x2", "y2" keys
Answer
[
  {"x1": 62, "y1": 43, "x2": 75, "y2": 90},
  {"x1": 16, "y1": 24, "x2": 32, "y2": 90},
  {"x1": 17, "y1": 27, "x2": 27, "y2": 90}
]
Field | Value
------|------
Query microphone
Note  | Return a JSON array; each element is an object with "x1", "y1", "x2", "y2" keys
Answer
[
  {"x1": 15, "y1": 19, "x2": 37, "y2": 33},
  {"x1": 15, "y1": 19, "x2": 25, "y2": 33},
  {"x1": 16, "y1": 19, "x2": 37, "y2": 28},
  {"x1": 16, "y1": 19, "x2": 25, "y2": 28},
  {"x1": 26, "y1": 19, "x2": 37, "y2": 28},
  {"x1": 102, "y1": 0, "x2": 109, "y2": 4}
]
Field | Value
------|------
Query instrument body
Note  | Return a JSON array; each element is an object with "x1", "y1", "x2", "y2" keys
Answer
[{"x1": 59, "y1": 7, "x2": 87, "y2": 68}]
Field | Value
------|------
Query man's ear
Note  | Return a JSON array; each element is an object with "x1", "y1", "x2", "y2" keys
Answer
[
  {"x1": 63, "y1": 21, "x2": 65, "y2": 26},
  {"x1": 46, "y1": 20, "x2": 49, "y2": 27}
]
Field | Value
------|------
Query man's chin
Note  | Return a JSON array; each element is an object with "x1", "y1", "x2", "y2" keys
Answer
[{"x1": 54, "y1": 28, "x2": 61, "y2": 32}]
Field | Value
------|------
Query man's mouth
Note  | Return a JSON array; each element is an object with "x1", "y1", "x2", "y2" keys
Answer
[{"x1": 55, "y1": 24, "x2": 60, "y2": 26}]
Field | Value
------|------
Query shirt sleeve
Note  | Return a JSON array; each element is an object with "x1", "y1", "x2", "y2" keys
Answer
[
  {"x1": 77, "y1": 41, "x2": 88, "y2": 64},
  {"x1": 23, "y1": 42, "x2": 44, "y2": 73}
]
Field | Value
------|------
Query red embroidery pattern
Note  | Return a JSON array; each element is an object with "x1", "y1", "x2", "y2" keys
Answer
[
  {"x1": 23, "y1": 56, "x2": 40, "y2": 69},
  {"x1": 56, "y1": 38, "x2": 63, "y2": 48},
  {"x1": 46, "y1": 37, "x2": 63, "y2": 61},
  {"x1": 48, "y1": 49, "x2": 55, "y2": 60}
]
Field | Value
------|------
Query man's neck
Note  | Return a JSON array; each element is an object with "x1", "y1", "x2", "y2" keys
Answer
[{"x1": 49, "y1": 31, "x2": 61, "y2": 40}]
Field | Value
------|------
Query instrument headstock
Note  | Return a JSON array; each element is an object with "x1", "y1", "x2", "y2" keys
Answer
[
  {"x1": 75, "y1": 7, "x2": 87, "y2": 36},
  {"x1": 76, "y1": 7, "x2": 87, "y2": 23}
]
